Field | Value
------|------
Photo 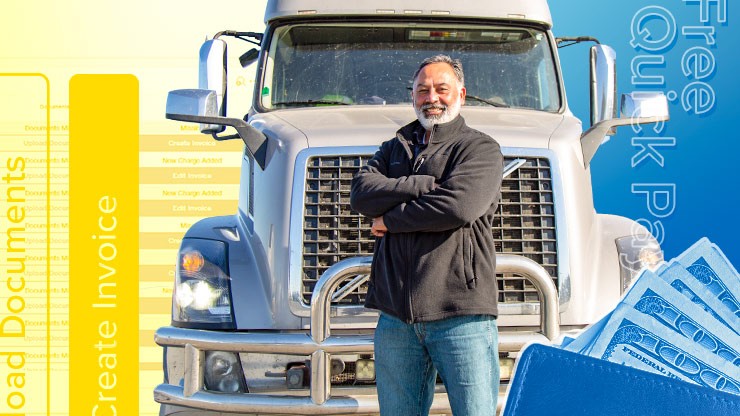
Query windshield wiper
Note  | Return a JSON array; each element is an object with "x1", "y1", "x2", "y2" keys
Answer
[
  {"x1": 466, "y1": 94, "x2": 509, "y2": 108},
  {"x1": 272, "y1": 100, "x2": 351, "y2": 107}
]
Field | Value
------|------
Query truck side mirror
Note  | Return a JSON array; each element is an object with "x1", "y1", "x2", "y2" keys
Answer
[
  {"x1": 620, "y1": 92, "x2": 669, "y2": 122},
  {"x1": 164, "y1": 38, "x2": 269, "y2": 170},
  {"x1": 590, "y1": 44, "x2": 617, "y2": 127},
  {"x1": 166, "y1": 89, "x2": 219, "y2": 119},
  {"x1": 580, "y1": 43, "x2": 669, "y2": 167},
  {"x1": 165, "y1": 89, "x2": 268, "y2": 170},
  {"x1": 199, "y1": 39, "x2": 228, "y2": 133},
  {"x1": 239, "y1": 48, "x2": 260, "y2": 68},
  {"x1": 166, "y1": 89, "x2": 221, "y2": 132},
  {"x1": 581, "y1": 91, "x2": 669, "y2": 167}
]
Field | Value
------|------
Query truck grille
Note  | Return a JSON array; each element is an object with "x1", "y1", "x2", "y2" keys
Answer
[{"x1": 302, "y1": 155, "x2": 557, "y2": 307}]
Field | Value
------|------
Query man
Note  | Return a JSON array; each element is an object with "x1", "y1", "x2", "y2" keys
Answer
[{"x1": 350, "y1": 55, "x2": 504, "y2": 416}]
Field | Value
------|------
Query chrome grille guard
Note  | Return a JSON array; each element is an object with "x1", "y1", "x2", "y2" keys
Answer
[{"x1": 154, "y1": 254, "x2": 559, "y2": 414}]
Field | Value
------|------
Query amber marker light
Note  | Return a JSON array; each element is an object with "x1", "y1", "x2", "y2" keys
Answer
[{"x1": 182, "y1": 250, "x2": 205, "y2": 272}]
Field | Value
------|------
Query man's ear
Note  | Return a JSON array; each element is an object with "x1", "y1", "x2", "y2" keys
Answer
[{"x1": 460, "y1": 86, "x2": 466, "y2": 105}]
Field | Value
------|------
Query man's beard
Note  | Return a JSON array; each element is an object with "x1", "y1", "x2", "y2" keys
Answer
[{"x1": 414, "y1": 100, "x2": 461, "y2": 130}]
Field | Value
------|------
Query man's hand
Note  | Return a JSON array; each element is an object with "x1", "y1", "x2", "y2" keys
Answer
[{"x1": 371, "y1": 216, "x2": 388, "y2": 237}]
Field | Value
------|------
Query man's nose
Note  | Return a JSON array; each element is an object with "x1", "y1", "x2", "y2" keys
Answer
[{"x1": 427, "y1": 89, "x2": 439, "y2": 102}]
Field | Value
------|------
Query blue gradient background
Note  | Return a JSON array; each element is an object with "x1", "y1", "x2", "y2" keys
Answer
[{"x1": 551, "y1": 1, "x2": 737, "y2": 263}]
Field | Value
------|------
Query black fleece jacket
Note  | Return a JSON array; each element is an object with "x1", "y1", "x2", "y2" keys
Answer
[{"x1": 350, "y1": 115, "x2": 503, "y2": 323}]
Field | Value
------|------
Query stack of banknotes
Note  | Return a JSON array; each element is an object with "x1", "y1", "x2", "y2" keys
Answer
[{"x1": 559, "y1": 237, "x2": 739, "y2": 395}]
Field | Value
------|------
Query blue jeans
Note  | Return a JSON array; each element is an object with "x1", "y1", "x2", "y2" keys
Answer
[{"x1": 374, "y1": 313, "x2": 499, "y2": 416}]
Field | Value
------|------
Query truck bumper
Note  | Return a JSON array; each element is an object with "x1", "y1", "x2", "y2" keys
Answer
[
  {"x1": 157, "y1": 389, "x2": 479, "y2": 415},
  {"x1": 154, "y1": 255, "x2": 560, "y2": 415}
]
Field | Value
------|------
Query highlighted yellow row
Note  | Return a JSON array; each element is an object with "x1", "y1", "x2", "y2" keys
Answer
[{"x1": 139, "y1": 134, "x2": 244, "y2": 152}]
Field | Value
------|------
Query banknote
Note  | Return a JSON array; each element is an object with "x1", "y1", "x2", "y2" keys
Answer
[
  {"x1": 674, "y1": 237, "x2": 740, "y2": 280},
  {"x1": 559, "y1": 335, "x2": 575, "y2": 349},
  {"x1": 621, "y1": 271, "x2": 740, "y2": 367},
  {"x1": 565, "y1": 256, "x2": 739, "y2": 355},
  {"x1": 588, "y1": 306, "x2": 740, "y2": 395},
  {"x1": 556, "y1": 238, "x2": 740, "y2": 397},
  {"x1": 659, "y1": 261, "x2": 739, "y2": 336},
  {"x1": 672, "y1": 238, "x2": 740, "y2": 321},
  {"x1": 561, "y1": 311, "x2": 610, "y2": 354}
]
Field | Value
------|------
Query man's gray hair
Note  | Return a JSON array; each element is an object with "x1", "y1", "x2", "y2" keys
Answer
[{"x1": 412, "y1": 55, "x2": 465, "y2": 86}]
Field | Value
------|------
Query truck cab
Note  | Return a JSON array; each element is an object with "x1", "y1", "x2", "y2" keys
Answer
[{"x1": 155, "y1": 1, "x2": 668, "y2": 414}]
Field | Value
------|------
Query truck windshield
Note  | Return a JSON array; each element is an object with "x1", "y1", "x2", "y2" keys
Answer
[{"x1": 260, "y1": 22, "x2": 560, "y2": 111}]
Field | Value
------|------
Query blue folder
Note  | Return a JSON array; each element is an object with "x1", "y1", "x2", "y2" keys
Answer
[{"x1": 503, "y1": 343, "x2": 740, "y2": 416}]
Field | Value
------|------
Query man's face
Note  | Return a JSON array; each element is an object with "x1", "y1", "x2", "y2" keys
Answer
[{"x1": 412, "y1": 62, "x2": 466, "y2": 130}]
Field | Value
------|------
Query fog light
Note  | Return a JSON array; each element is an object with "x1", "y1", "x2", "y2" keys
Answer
[
  {"x1": 204, "y1": 351, "x2": 247, "y2": 393},
  {"x1": 331, "y1": 358, "x2": 346, "y2": 376},
  {"x1": 355, "y1": 358, "x2": 375, "y2": 382},
  {"x1": 499, "y1": 357, "x2": 515, "y2": 381}
]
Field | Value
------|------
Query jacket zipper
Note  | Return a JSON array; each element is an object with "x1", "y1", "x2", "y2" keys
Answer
[
  {"x1": 404, "y1": 127, "x2": 437, "y2": 322},
  {"x1": 405, "y1": 234, "x2": 414, "y2": 323},
  {"x1": 412, "y1": 127, "x2": 434, "y2": 173},
  {"x1": 469, "y1": 230, "x2": 477, "y2": 288},
  {"x1": 404, "y1": 140, "x2": 415, "y2": 323}
]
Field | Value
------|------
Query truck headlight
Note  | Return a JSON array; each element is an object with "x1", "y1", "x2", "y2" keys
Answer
[
  {"x1": 172, "y1": 238, "x2": 235, "y2": 329},
  {"x1": 615, "y1": 236, "x2": 663, "y2": 294}
]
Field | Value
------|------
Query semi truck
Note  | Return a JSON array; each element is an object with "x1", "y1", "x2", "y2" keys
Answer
[{"x1": 155, "y1": 0, "x2": 668, "y2": 414}]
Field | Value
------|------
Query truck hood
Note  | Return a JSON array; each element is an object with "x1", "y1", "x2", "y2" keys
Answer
[{"x1": 257, "y1": 106, "x2": 568, "y2": 149}]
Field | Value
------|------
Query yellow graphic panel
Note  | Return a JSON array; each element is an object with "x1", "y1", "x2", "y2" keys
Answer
[{"x1": 69, "y1": 75, "x2": 139, "y2": 416}]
